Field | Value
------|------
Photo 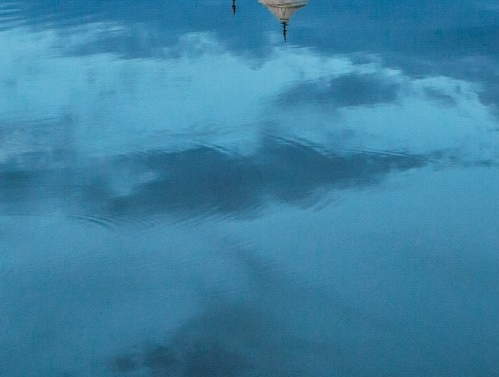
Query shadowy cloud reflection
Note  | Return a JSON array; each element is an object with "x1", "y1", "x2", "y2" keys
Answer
[
  {"x1": 279, "y1": 73, "x2": 400, "y2": 109},
  {"x1": 0, "y1": 136, "x2": 428, "y2": 220},
  {"x1": 423, "y1": 87, "x2": 458, "y2": 107},
  {"x1": 108, "y1": 247, "x2": 397, "y2": 377}
]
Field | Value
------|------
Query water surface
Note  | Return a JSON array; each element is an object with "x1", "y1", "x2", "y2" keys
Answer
[{"x1": 1, "y1": 1, "x2": 499, "y2": 376}]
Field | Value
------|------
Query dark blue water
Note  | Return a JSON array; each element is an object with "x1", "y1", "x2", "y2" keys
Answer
[{"x1": 1, "y1": 1, "x2": 499, "y2": 375}]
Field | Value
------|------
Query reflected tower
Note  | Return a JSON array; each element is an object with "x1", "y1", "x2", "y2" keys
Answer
[
  {"x1": 231, "y1": 0, "x2": 236, "y2": 15},
  {"x1": 258, "y1": 0, "x2": 308, "y2": 42}
]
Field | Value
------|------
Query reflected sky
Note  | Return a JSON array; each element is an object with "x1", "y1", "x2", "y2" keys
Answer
[{"x1": 1, "y1": 1, "x2": 499, "y2": 376}]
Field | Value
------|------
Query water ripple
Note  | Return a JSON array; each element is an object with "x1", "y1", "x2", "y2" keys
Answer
[
  {"x1": 0, "y1": 1, "x2": 104, "y2": 31},
  {"x1": 0, "y1": 136, "x2": 432, "y2": 226},
  {"x1": 0, "y1": 2, "x2": 23, "y2": 30}
]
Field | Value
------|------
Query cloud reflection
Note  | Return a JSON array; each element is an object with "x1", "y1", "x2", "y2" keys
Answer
[
  {"x1": 279, "y1": 73, "x2": 400, "y2": 109},
  {"x1": 2, "y1": 3, "x2": 499, "y2": 377},
  {"x1": 1, "y1": 22, "x2": 497, "y2": 221},
  {"x1": 107, "y1": 247, "x2": 396, "y2": 377},
  {"x1": 0, "y1": 137, "x2": 428, "y2": 221},
  {"x1": 107, "y1": 139, "x2": 427, "y2": 217},
  {"x1": 2, "y1": 0, "x2": 499, "y2": 114}
]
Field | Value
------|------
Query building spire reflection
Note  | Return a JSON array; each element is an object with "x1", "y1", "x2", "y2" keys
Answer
[
  {"x1": 232, "y1": 0, "x2": 236, "y2": 15},
  {"x1": 258, "y1": 0, "x2": 308, "y2": 42}
]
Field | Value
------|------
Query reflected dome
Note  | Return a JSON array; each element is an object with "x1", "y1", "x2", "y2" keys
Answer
[{"x1": 258, "y1": 0, "x2": 309, "y2": 42}]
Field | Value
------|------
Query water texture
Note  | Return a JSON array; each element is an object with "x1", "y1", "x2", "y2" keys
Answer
[{"x1": 1, "y1": 1, "x2": 499, "y2": 376}]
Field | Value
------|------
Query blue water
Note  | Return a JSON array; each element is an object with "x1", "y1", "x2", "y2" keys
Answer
[{"x1": 1, "y1": 1, "x2": 499, "y2": 376}]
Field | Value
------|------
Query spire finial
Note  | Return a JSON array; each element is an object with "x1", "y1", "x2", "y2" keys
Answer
[
  {"x1": 282, "y1": 21, "x2": 288, "y2": 43},
  {"x1": 232, "y1": 0, "x2": 236, "y2": 15}
]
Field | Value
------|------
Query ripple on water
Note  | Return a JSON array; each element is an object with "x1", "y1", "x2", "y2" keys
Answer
[
  {"x1": 0, "y1": 1, "x2": 105, "y2": 31},
  {"x1": 0, "y1": 134, "x2": 433, "y2": 231},
  {"x1": 0, "y1": 3, "x2": 23, "y2": 30}
]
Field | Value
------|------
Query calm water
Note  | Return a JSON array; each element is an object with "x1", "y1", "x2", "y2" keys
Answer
[{"x1": 1, "y1": 1, "x2": 499, "y2": 375}]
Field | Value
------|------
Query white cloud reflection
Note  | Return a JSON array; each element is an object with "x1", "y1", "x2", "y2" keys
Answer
[{"x1": 1, "y1": 24, "x2": 498, "y2": 164}]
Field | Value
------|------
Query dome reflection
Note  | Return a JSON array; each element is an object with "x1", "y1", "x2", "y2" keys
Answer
[
  {"x1": 258, "y1": 0, "x2": 309, "y2": 42},
  {"x1": 231, "y1": 0, "x2": 309, "y2": 42}
]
